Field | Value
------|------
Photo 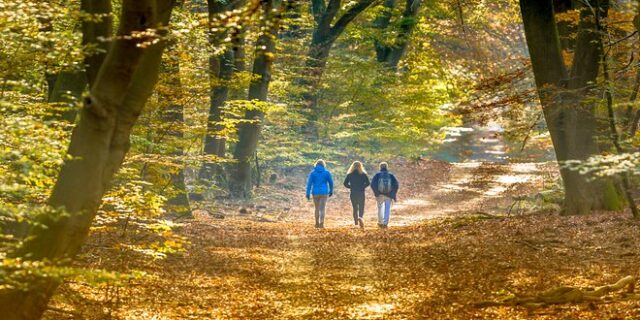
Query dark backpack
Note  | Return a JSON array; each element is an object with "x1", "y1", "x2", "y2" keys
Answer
[{"x1": 378, "y1": 172, "x2": 392, "y2": 194}]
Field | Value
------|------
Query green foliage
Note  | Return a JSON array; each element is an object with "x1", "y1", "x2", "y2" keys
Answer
[{"x1": 564, "y1": 153, "x2": 640, "y2": 179}]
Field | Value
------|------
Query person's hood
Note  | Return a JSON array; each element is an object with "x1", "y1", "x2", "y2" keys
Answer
[{"x1": 314, "y1": 165, "x2": 326, "y2": 173}]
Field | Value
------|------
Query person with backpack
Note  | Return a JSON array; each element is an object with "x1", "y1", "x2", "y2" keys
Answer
[
  {"x1": 343, "y1": 161, "x2": 370, "y2": 228},
  {"x1": 371, "y1": 162, "x2": 399, "y2": 228},
  {"x1": 306, "y1": 159, "x2": 334, "y2": 229}
]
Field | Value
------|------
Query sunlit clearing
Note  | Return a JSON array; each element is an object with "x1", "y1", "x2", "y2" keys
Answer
[
  {"x1": 349, "y1": 302, "x2": 395, "y2": 318},
  {"x1": 495, "y1": 174, "x2": 533, "y2": 184}
]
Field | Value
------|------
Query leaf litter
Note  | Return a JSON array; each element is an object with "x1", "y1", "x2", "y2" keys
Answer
[{"x1": 45, "y1": 160, "x2": 640, "y2": 319}]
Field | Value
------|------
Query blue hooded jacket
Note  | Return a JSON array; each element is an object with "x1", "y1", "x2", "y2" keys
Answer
[{"x1": 306, "y1": 164, "x2": 334, "y2": 197}]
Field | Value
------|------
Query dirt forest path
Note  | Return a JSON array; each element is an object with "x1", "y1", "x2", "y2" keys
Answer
[
  {"x1": 57, "y1": 161, "x2": 640, "y2": 319},
  {"x1": 287, "y1": 161, "x2": 552, "y2": 227}
]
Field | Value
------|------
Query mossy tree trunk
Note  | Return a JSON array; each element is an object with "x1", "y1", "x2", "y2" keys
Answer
[
  {"x1": 0, "y1": 1, "x2": 175, "y2": 318},
  {"x1": 519, "y1": 0, "x2": 625, "y2": 215}
]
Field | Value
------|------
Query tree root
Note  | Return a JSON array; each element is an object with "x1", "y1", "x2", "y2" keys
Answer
[{"x1": 475, "y1": 276, "x2": 635, "y2": 309}]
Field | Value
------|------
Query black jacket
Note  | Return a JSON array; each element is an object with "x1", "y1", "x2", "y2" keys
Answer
[
  {"x1": 343, "y1": 172, "x2": 370, "y2": 195},
  {"x1": 371, "y1": 168, "x2": 399, "y2": 200}
]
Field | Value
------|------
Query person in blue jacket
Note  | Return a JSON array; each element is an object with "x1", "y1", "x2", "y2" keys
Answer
[
  {"x1": 371, "y1": 162, "x2": 399, "y2": 228},
  {"x1": 306, "y1": 159, "x2": 334, "y2": 229}
]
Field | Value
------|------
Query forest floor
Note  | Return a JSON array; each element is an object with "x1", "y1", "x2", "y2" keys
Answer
[{"x1": 47, "y1": 160, "x2": 640, "y2": 319}]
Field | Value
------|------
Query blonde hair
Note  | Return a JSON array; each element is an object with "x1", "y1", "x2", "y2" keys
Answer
[
  {"x1": 347, "y1": 161, "x2": 367, "y2": 175},
  {"x1": 379, "y1": 162, "x2": 388, "y2": 170},
  {"x1": 315, "y1": 159, "x2": 326, "y2": 167}
]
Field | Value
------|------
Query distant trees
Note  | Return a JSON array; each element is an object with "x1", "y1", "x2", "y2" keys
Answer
[
  {"x1": 201, "y1": 0, "x2": 244, "y2": 181},
  {"x1": 160, "y1": 45, "x2": 189, "y2": 211},
  {"x1": 298, "y1": 0, "x2": 377, "y2": 137},
  {"x1": 47, "y1": 0, "x2": 113, "y2": 121}
]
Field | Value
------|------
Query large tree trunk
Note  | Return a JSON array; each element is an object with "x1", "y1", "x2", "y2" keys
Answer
[
  {"x1": 229, "y1": 0, "x2": 278, "y2": 198},
  {"x1": 520, "y1": 0, "x2": 623, "y2": 215},
  {"x1": 0, "y1": 1, "x2": 175, "y2": 318}
]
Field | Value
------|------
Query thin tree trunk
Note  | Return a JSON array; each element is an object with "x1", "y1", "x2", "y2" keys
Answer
[
  {"x1": 598, "y1": 9, "x2": 639, "y2": 218},
  {"x1": 626, "y1": 11, "x2": 640, "y2": 138},
  {"x1": 200, "y1": 0, "x2": 244, "y2": 181},
  {"x1": 48, "y1": 71, "x2": 87, "y2": 122},
  {"x1": 82, "y1": 0, "x2": 113, "y2": 88},
  {"x1": 281, "y1": 0, "x2": 304, "y2": 39},
  {"x1": 374, "y1": 0, "x2": 396, "y2": 61},
  {"x1": 48, "y1": 0, "x2": 113, "y2": 121},
  {"x1": 554, "y1": 0, "x2": 577, "y2": 53},
  {"x1": 161, "y1": 46, "x2": 189, "y2": 212},
  {"x1": 254, "y1": 150, "x2": 261, "y2": 187},
  {"x1": 232, "y1": 27, "x2": 246, "y2": 72},
  {"x1": 0, "y1": 2, "x2": 175, "y2": 318}
]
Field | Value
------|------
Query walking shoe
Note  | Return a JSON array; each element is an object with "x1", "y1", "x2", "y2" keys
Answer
[{"x1": 358, "y1": 218, "x2": 364, "y2": 229}]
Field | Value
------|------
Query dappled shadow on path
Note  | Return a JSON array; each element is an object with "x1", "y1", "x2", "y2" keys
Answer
[
  {"x1": 49, "y1": 161, "x2": 640, "y2": 319},
  {"x1": 76, "y1": 212, "x2": 640, "y2": 319}
]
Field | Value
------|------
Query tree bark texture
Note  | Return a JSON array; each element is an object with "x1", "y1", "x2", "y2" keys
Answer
[
  {"x1": 0, "y1": 1, "x2": 175, "y2": 318},
  {"x1": 229, "y1": 0, "x2": 278, "y2": 198},
  {"x1": 200, "y1": 0, "x2": 244, "y2": 181},
  {"x1": 520, "y1": 0, "x2": 623, "y2": 215}
]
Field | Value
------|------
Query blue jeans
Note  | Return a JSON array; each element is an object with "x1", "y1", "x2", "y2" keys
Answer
[{"x1": 376, "y1": 195, "x2": 392, "y2": 225}]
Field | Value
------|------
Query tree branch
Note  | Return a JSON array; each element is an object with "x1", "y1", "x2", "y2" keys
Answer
[
  {"x1": 317, "y1": 0, "x2": 342, "y2": 33},
  {"x1": 329, "y1": 0, "x2": 377, "y2": 39}
]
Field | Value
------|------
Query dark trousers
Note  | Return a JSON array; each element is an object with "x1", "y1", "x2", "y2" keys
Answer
[{"x1": 350, "y1": 193, "x2": 365, "y2": 224}]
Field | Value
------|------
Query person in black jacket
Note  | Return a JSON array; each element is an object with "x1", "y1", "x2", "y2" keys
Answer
[
  {"x1": 371, "y1": 162, "x2": 399, "y2": 228},
  {"x1": 343, "y1": 161, "x2": 370, "y2": 228}
]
